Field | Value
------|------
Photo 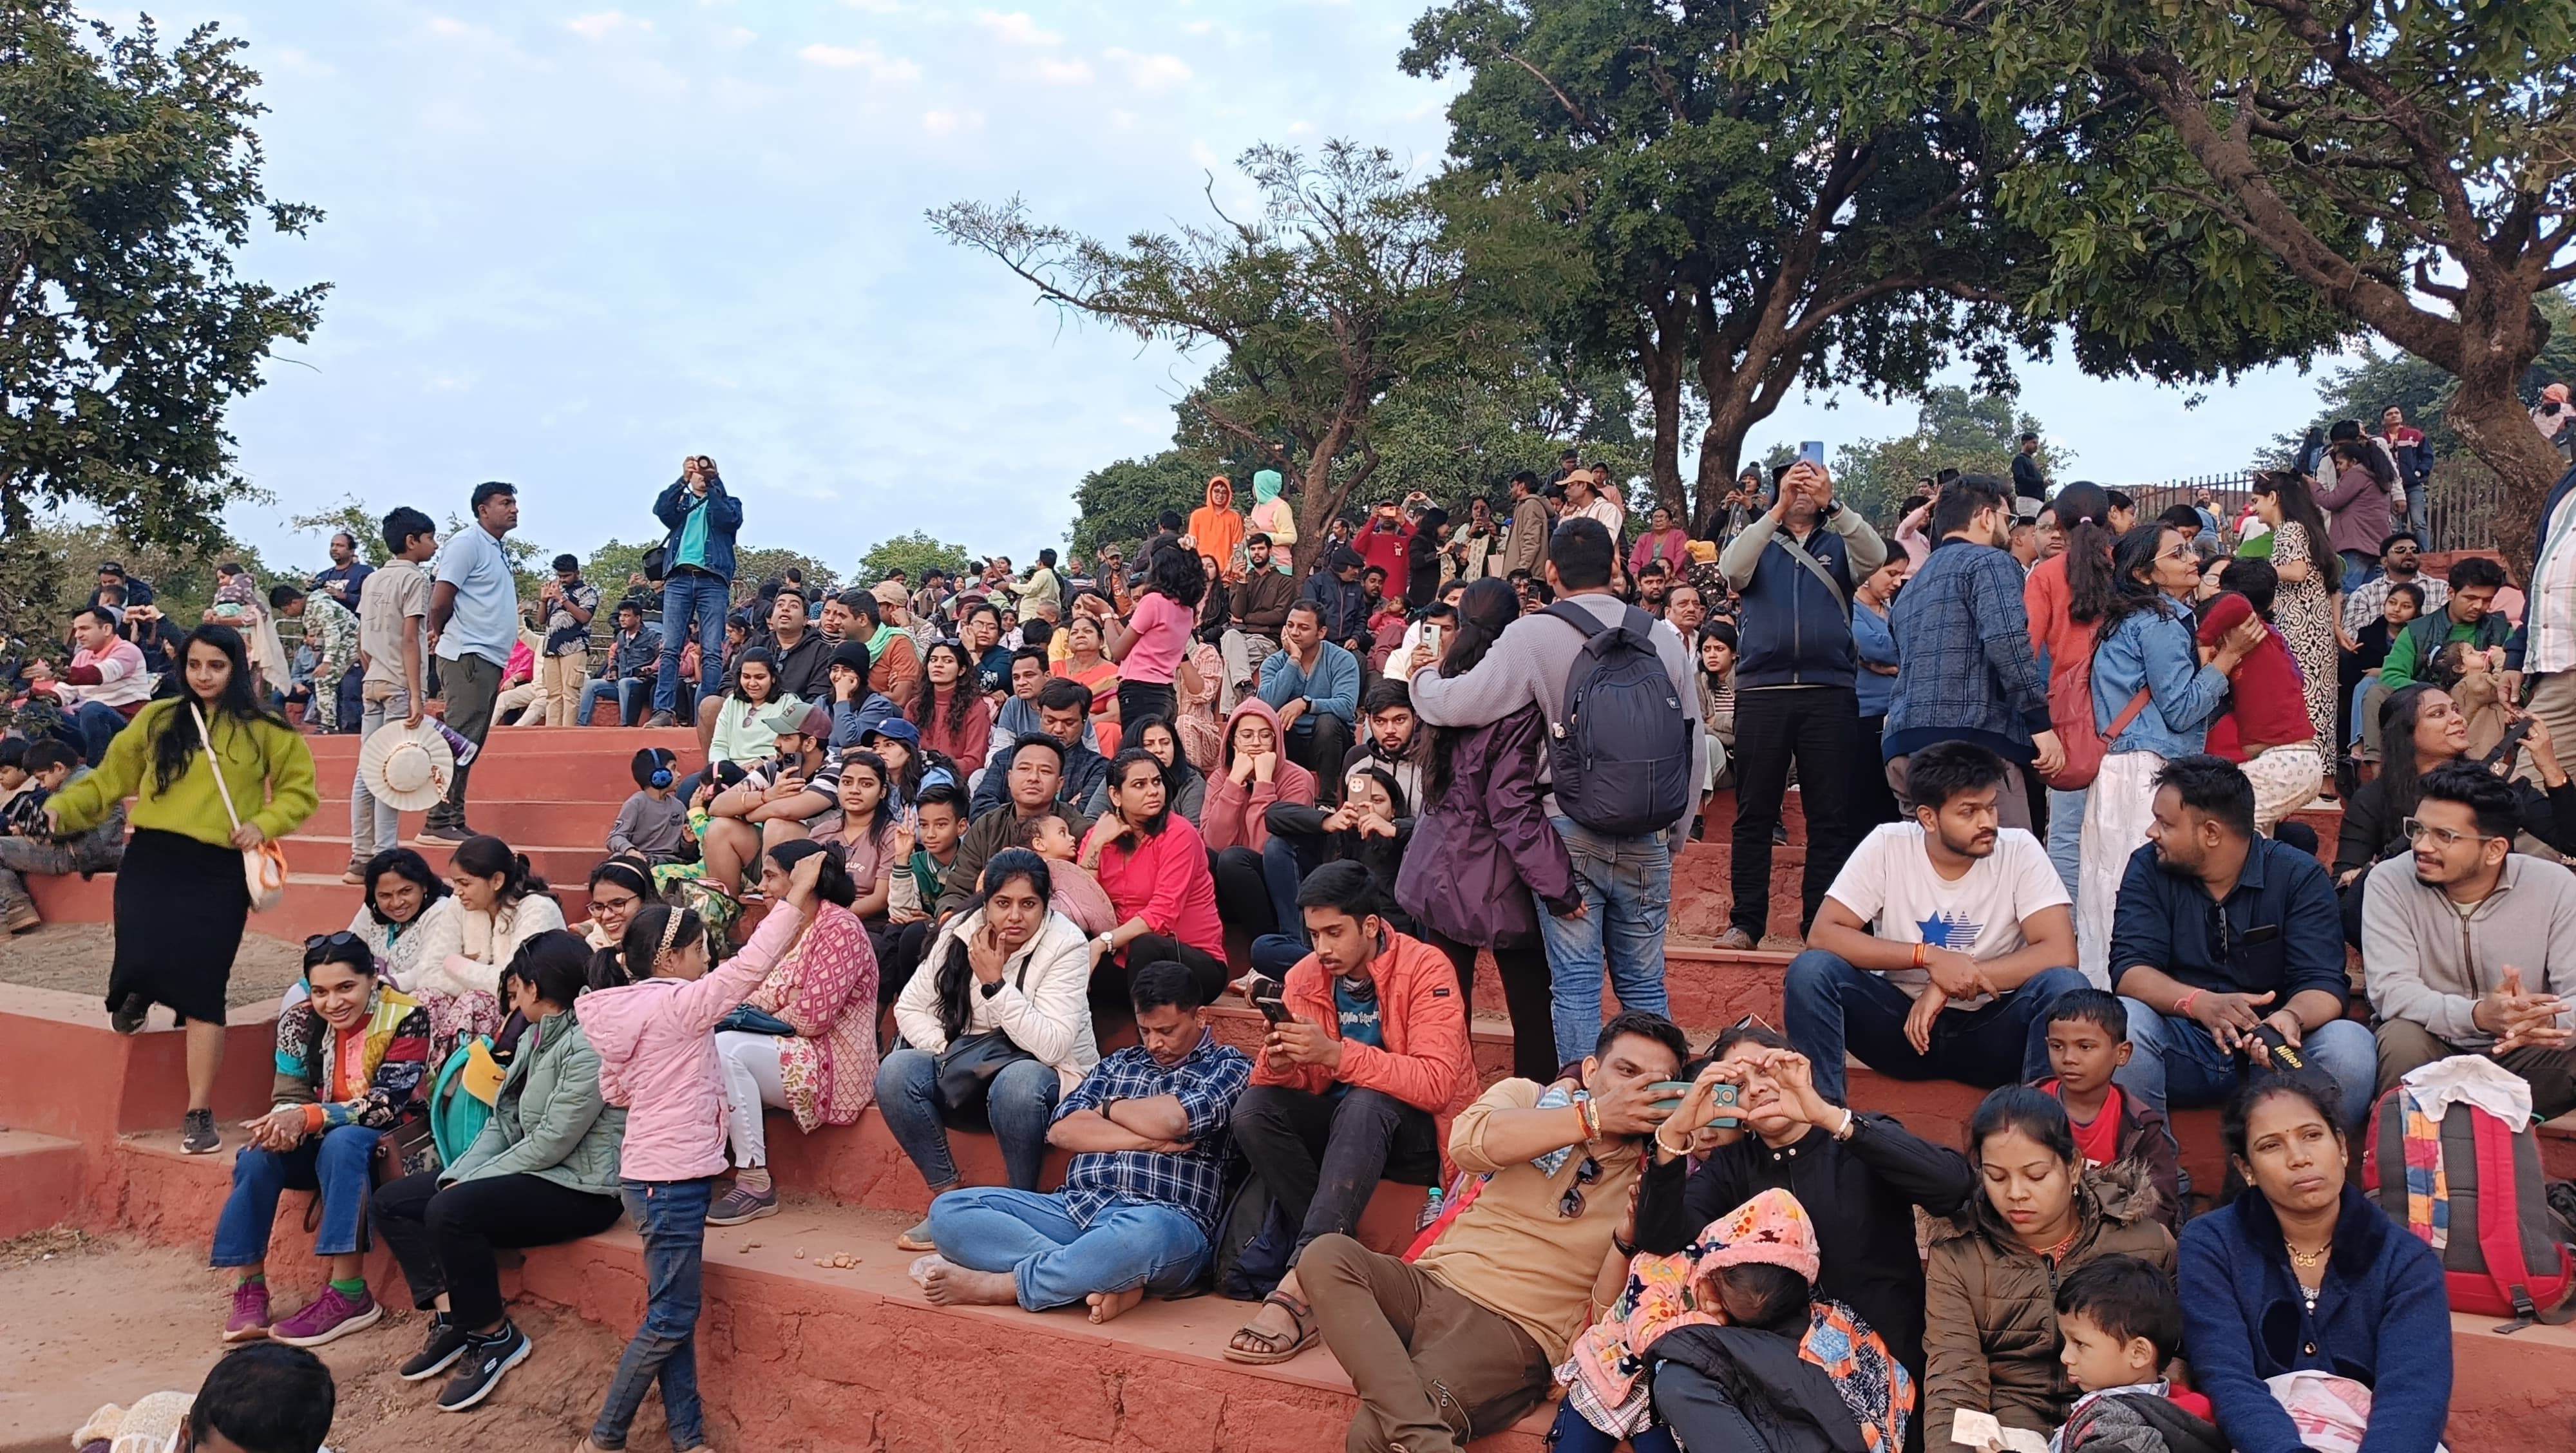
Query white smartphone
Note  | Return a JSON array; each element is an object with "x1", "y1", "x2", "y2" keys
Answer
[{"x1": 1424, "y1": 623, "x2": 1443, "y2": 658}]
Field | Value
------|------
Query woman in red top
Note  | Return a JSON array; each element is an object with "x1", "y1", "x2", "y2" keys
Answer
[
  {"x1": 2022, "y1": 482, "x2": 2120, "y2": 897},
  {"x1": 909, "y1": 640, "x2": 994, "y2": 773},
  {"x1": 2195, "y1": 560, "x2": 2323, "y2": 833},
  {"x1": 1079, "y1": 749, "x2": 1227, "y2": 1005}
]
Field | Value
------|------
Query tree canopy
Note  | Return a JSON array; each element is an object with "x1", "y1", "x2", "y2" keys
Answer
[
  {"x1": 1830, "y1": 387, "x2": 2066, "y2": 526},
  {"x1": 852, "y1": 532, "x2": 967, "y2": 589}
]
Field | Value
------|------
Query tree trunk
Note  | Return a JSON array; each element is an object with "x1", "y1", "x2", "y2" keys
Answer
[
  {"x1": 1639, "y1": 298, "x2": 1690, "y2": 521},
  {"x1": 2447, "y1": 368, "x2": 2566, "y2": 585},
  {"x1": 1291, "y1": 417, "x2": 1361, "y2": 578}
]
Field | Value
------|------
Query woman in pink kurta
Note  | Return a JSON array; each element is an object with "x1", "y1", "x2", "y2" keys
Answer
[{"x1": 706, "y1": 839, "x2": 880, "y2": 1224}]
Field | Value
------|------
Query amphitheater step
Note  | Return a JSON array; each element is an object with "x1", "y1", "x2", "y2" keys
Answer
[
  {"x1": 0, "y1": 1130, "x2": 84, "y2": 1240},
  {"x1": 310, "y1": 797, "x2": 625, "y2": 848},
  {"x1": 281, "y1": 831, "x2": 608, "y2": 887},
  {"x1": 26, "y1": 867, "x2": 594, "y2": 942}
]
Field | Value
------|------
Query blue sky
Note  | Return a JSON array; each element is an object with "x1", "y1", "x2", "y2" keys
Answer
[{"x1": 186, "y1": 0, "x2": 2348, "y2": 571}]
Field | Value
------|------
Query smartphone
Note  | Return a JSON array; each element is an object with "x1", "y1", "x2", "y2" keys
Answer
[
  {"x1": 1647, "y1": 1080, "x2": 1743, "y2": 1128},
  {"x1": 1249, "y1": 977, "x2": 1290, "y2": 1023},
  {"x1": 1798, "y1": 440, "x2": 1825, "y2": 468},
  {"x1": 1423, "y1": 623, "x2": 1443, "y2": 658}
]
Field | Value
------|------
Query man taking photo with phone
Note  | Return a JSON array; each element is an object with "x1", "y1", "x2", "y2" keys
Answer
[{"x1": 645, "y1": 453, "x2": 741, "y2": 728}]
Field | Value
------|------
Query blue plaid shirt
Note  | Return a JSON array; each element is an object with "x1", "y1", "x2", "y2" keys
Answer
[{"x1": 1051, "y1": 1029, "x2": 1251, "y2": 1234}]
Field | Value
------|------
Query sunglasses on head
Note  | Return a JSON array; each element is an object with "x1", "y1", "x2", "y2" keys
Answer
[{"x1": 304, "y1": 930, "x2": 364, "y2": 953}]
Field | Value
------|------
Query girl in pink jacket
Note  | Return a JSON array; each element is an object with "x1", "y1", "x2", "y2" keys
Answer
[{"x1": 572, "y1": 852, "x2": 824, "y2": 1453}]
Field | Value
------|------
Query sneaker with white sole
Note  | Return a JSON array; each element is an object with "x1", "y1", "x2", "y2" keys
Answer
[
  {"x1": 400, "y1": 1312, "x2": 471, "y2": 1381},
  {"x1": 222, "y1": 1279, "x2": 272, "y2": 1342},
  {"x1": 438, "y1": 1322, "x2": 531, "y2": 1412},
  {"x1": 111, "y1": 992, "x2": 151, "y2": 1036},
  {"x1": 181, "y1": 1109, "x2": 220, "y2": 1155},
  {"x1": 269, "y1": 1285, "x2": 381, "y2": 1347},
  {"x1": 706, "y1": 1181, "x2": 777, "y2": 1226}
]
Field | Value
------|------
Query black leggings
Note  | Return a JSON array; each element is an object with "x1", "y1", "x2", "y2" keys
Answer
[
  {"x1": 875, "y1": 918, "x2": 938, "y2": 1009},
  {"x1": 1425, "y1": 927, "x2": 1557, "y2": 1084},
  {"x1": 372, "y1": 1170, "x2": 622, "y2": 1330},
  {"x1": 1209, "y1": 846, "x2": 1274, "y2": 938},
  {"x1": 1123, "y1": 933, "x2": 1231, "y2": 1007}
]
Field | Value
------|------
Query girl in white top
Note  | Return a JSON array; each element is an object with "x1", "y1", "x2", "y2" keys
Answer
[{"x1": 406, "y1": 835, "x2": 565, "y2": 1058}]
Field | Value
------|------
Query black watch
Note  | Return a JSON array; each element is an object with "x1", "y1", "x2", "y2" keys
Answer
[
  {"x1": 979, "y1": 980, "x2": 1003, "y2": 999},
  {"x1": 1821, "y1": 499, "x2": 1843, "y2": 519}
]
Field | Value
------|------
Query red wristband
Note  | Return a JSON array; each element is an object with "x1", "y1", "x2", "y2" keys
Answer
[
  {"x1": 2175, "y1": 991, "x2": 2201, "y2": 1018},
  {"x1": 1912, "y1": 942, "x2": 1929, "y2": 970}
]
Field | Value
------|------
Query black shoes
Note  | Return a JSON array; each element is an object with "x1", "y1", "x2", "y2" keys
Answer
[
  {"x1": 401, "y1": 1312, "x2": 471, "y2": 1381},
  {"x1": 438, "y1": 1321, "x2": 532, "y2": 1412}
]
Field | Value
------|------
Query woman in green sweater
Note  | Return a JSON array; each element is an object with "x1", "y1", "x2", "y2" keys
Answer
[{"x1": 47, "y1": 624, "x2": 319, "y2": 1154}]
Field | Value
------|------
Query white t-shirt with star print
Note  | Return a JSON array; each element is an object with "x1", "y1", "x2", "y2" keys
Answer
[{"x1": 1823, "y1": 821, "x2": 2069, "y2": 1003}]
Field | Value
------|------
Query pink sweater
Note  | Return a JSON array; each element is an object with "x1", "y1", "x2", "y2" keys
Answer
[
  {"x1": 576, "y1": 909, "x2": 798, "y2": 1182},
  {"x1": 1097, "y1": 815, "x2": 1226, "y2": 957}
]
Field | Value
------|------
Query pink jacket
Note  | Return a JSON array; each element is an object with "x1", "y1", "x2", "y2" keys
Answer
[
  {"x1": 1200, "y1": 697, "x2": 1318, "y2": 853},
  {"x1": 576, "y1": 907, "x2": 800, "y2": 1182}
]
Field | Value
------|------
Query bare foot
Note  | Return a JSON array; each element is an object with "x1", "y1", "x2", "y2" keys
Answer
[
  {"x1": 1086, "y1": 1286, "x2": 1146, "y2": 1324},
  {"x1": 914, "y1": 1256, "x2": 1018, "y2": 1307}
]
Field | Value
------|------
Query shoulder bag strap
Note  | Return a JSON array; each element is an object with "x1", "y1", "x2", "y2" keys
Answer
[
  {"x1": 1772, "y1": 534, "x2": 1848, "y2": 612},
  {"x1": 189, "y1": 703, "x2": 247, "y2": 834}
]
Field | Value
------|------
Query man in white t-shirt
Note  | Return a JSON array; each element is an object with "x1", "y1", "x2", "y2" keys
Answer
[{"x1": 1783, "y1": 739, "x2": 2085, "y2": 1103}]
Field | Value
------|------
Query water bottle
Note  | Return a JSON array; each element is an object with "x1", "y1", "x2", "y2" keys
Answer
[{"x1": 1416, "y1": 1183, "x2": 1444, "y2": 1231}]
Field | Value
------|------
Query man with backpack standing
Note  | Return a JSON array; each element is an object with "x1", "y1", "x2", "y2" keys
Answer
[
  {"x1": 1880, "y1": 475, "x2": 2066, "y2": 828},
  {"x1": 1714, "y1": 457, "x2": 1888, "y2": 949},
  {"x1": 1408, "y1": 518, "x2": 1703, "y2": 1065}
]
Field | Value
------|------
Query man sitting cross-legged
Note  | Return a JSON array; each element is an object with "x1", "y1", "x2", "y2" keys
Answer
[
  {"x1": 1786, "y1": 739, "x2": 2087, "y2": 1103},
  {"x1": 910, "y1": 960, "x2": 1250, "y2": 1324},
  {"x1": 1219, "y1": 860, "x2": 1477, "y2": 1365},
  {"x1": 1302, "y1": 1011, "x2": 1686, "y2": 1453},
  {"x1": 2363, "y1": 761, "x2": 2576, "y2": 1117}
]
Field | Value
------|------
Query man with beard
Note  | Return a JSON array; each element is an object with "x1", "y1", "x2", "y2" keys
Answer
[{"x1": 1785, "y1": 741, "x2": 2086, "y2": 1103}]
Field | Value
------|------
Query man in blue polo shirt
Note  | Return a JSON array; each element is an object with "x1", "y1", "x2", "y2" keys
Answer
[
  {"x1": 424, "y1": 481, "x2": 521, "y2": 842},
  {"x1": 2106, "y1": 755, "x2": 2374, "y2": 1129}
]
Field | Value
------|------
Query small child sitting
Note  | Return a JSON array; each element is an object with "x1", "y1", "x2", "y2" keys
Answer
[
  {"x1": 1016, "y1": 808, "x2": 1117, "y2": 936},
  {"x1": 0, "y1": 737, "x2": 50, "y2": 837},
  {"x1": 2049, "y1": 1255, "x2": 2221, "y2": 1452},
  {"x1": 609, "y1": 748, "x2": 688, "y2": 864},
  {"x1": 2035, "y1": 990, "x2": 2184, "y2": 1230},
  {"x1": 2432, "y1": 640, "x2": 2514, "y2": 761}
]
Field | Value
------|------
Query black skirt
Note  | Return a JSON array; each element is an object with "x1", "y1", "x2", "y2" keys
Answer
[{"x1": 108, "y1": 827, "x2": 250, "y2": 1025}]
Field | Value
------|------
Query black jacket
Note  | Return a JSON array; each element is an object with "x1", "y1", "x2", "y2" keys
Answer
[
  {"x1": 1651, "y1": 1325, "x2": 1867, "y2": 1453},
  {"x1": 1636, "y1": 1114, "x2": 1975, "y2": 1386},
  {"x1": 1232, "y1": 569, "x2": 1298, "y2": 641}
]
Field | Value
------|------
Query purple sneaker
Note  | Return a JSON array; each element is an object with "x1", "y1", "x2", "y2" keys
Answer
[
  {"x1": 269, "y1": 1285, "x2": 382, "y2": 1347},
  {"x1": 222, "y1": 1280, "x2": 271, "y2": 1342}
]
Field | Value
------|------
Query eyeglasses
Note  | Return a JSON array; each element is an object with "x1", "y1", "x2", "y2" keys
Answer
[
  {"x1": 2403, "y1": 817, "x2": 2494, "y2": 849},
  {"x1": 1557, "y1": 1155, "x2": 1603, "y2": 1219}
]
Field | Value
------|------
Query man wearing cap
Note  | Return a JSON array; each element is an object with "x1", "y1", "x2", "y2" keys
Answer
[
  {"x1": 2538, "y1": 382, "x2": 2573, "y2": 458},
  {"x1": 1562, "y1": 468, "x2": 1625, "y2": 540},
  {"x1": 700, "y1": 703, "x2": 838, "y2": 891},
  {"x1": 858, "y1": 585, "x2": 923, "y2": 708}
]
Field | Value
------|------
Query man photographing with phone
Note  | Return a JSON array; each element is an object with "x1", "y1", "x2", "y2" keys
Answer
[{"x1": 1221, "y1": 861, "x2": 1477, "y2": 1364}]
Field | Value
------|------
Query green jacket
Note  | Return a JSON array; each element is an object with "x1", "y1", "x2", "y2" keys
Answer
[
  {"x1": 2379, "y1": 607, "x2": 2512, "y2": 690},
  {"x1": 444, "y1": 1011, "x2": 625, "y2": 1198}
]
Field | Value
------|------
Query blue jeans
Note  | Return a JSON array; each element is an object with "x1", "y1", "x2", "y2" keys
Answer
[
  {"x1": 653, "y1": 572, "x2": 730, "y2": 716},
  {"x1": 874, "y1": 1047, "x2": 1061, "y2": 1193},
  {"x1": 210, "y1": 1125, "x2": 381, "y2": 1266},
  {"x1": 925, "y1": 1186, "x2": 1209, "y2": 1311},
  {"x1": 2340, "y1": 550, "x2": 2380, "y2": 588},
  {"x1": 1549, "y1": 1401, "x2": 1681, "y2": 1453},
  {"x1": 580, "y1": 676, "x2": 649, "y2": 726},
  {"x1": 2111, "y1": 1000, "x2": 2376, "y2": 1132},
  {"x1": 66, "y1": 700, "x2": 129, "y2": 768},
  {"x1": 592, "y1": 1178, "x2": 712, "y2": 1452},
  {"x1": 1262, "y1": 834, "x2": 1319, "y2": 945},
  {"x1": 2045, "y1": 786, "x2": 2086, "y2": 902},
  {"x1": 1537, "y1": 817, "x2": 1671, "y2": 1066},
  {"x1": 1783, "y1": 951, "x2": 2087, "y2": 1104}
]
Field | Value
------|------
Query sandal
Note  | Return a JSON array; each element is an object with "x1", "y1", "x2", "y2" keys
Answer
[{"x1": 1222, "y1": 1289, "x2": 1318, "y2": 1365}]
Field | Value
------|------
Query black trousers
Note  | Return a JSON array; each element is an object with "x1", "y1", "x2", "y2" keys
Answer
[
  {"x1": 1233, "y1": 1085, "x2": 1440, "y2": 1258},
  {"x1": 1123, "y1": 933, "x2": 1230, "y2": 1007},
  {"x1": 372, "y1": 1169, "x2": 622, "y2": 1330},
  {"x1": 1117, "y1": 679, "x2": 1177, "y2": 733},
  {"x1": 1855, "y1": 714, "x2": 1902, "y2": 830},
  {"x1": 1210, "y1": 846, "x2": 1275, "y2": 938},
  {"x1": 1286, "y1": 712, "x2": 1351, "y2": 781},
  {"x1": 875, "y1": 918, "x2": 938, "y2": 1010},
  {"x1": 1424, "y1": 927, "x2": 1558, "y2": 1084},
  {"x1": 1730, "y1": 685, "x2": 1864, "y2": 938}
]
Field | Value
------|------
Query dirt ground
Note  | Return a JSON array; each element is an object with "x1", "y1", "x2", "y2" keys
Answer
[
  {"x1": 0, "y1": 1231, "x2": 656, "y2": 1453},
  {"x1": 0, "y1": 922, "x2": 305, "y2": 1009}
]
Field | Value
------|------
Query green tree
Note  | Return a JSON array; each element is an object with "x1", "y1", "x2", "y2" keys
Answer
[
  {"x1": 933, "y1": 141, "x2": 1545, "y2": 571},
  {"x1": 0, "y1": 6, "x2": 325, "y2": 547},
  {"x1": 1068, "y1": 450, "x2": 1220, "y2": 561},
  {"x1": 1765, "y1": 0, "x2": 2576, "y2": 558},
  {"x1": 735, "y1": 548, "x2": 840, "y2": 600},
  {"x1": 2275, "y1": 290, "x2": 2576, "y2": 465},
  {"x1": 1830, "y1": 388, "x2": 2067, "y2": 527},
  {"x1": 851, "y1": 533, "x2": 963, "y2": 589},
  {"x1": 290, "y1": 496, "x2": 391, "y2": 565}
]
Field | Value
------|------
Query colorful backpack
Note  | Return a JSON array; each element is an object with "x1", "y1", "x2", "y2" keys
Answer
[
  {"x1": 2362, "y1": 1079, "x2": 2576, "y2": 1330},
  {"x1": 426, "y1": 1034, "x2": 502, "y2": 1166}
]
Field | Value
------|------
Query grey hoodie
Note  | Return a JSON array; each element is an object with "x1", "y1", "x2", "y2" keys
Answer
[{"x1": 2362, "y1": 851, "x2": 2576, "y2": 1046}]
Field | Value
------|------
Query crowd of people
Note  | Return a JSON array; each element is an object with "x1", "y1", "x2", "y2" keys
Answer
[{"x1": 7, "y1": 417, "x2": 2575, "y2": 1453}]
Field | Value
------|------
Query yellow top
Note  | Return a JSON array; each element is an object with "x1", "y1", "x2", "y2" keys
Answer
[{"x1": 48, "y1": 697, "x2": 320, "y2": 849}]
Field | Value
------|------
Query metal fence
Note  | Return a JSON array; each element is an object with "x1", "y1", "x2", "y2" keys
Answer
[{"x1": 2119, "y1": 467, "x2": 2505, "y2": 554}]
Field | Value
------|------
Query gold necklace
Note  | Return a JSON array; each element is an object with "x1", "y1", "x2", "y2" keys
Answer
[{"x1": 2288, "y1": 1240, "x2": 2331, "y2": 1269}]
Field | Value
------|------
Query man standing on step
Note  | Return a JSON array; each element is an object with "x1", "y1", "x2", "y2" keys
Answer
[
  {"x1": 424, "y1": 482, "x2": 518, "y2": 843},
  {"x1": 1406, "y1": 518, "x2": 1702, "y2": 1067},
  {"x1": 1785, "y1": 741, "x2": 2085, "y2": 1104},
  {"x1": 911, "y1": 960, "x2": 1251, "y2": 1324},
  {"x1": 1220, "y1": 862, "x2": 1475, "y2": 1362},
  {"x1": 1302, "y1": 1011, "x2": 1683, "y2": 1453},
  {"x1": 646, "y1": 453, "x2": 741, "y2": 729},
  {"x1": 349, "y1": 509, "x2": 437, "y2": 879},
  {"x1": 1716, "y1": 456, "x2": 1885, "y2": 948}
]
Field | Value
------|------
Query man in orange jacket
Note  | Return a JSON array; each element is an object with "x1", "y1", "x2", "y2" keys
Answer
[{"x1": 1220, "y1": 859, "x2": 1476, "y2": 1363}]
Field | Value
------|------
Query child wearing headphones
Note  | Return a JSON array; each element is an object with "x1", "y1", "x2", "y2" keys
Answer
[{"x1": 609, "y1": 748, "x2": 688, "y2": 864}]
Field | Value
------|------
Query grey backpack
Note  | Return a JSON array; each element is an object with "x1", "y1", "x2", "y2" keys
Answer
[{"x1": 1543, "y1": 602, "x2": 1692, "y2": 836}]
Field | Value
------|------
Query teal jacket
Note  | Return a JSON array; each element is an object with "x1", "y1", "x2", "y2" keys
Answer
[{"x1": 444, "y1": 1011, "x2": 625, "y2": 1199}]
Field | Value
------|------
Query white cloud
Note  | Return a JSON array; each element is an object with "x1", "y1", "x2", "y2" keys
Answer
[
  {"x1": 1031, "y1": 56, "x2": 1094, "y2": 84},
  {"x1": 798, "y1": 42, "x2": 921, "y2": 81},
  {"x1": 975, "y1": 10, "x2": 1063, "y2": 46},
  {"x1": 922, "y1": 108, "x2": 986, "y2": 135},
  {"x1": 842, "y1": 0, "x2": 901, "y2": 10},
  {"x1": 1285, "y1": 119, "x2": 1314, "y2": 135},
  {"x1": 1105, "y1": 48, "x2": 1192, "y2": 92},
  {"x1": 719, "y1": 26, "x2": 756, "y2": 46},
  {"x1": 565, "y1": 11, "x2": 652, "y2": 40}
]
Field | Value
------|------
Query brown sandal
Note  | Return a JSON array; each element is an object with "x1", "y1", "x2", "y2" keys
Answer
[{"x1": 1222, "y1": 1289, "x2": 1318, "y2": 1365}]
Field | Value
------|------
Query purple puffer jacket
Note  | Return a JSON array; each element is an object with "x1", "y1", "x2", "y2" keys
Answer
[{"x1": 1396, "y1": 703, "x2": 1576, "y2": 944}]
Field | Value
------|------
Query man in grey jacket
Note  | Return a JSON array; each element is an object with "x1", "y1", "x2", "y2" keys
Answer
[
  {"x1": 1407, "y1": 518, "x2": 1705, "y2": 1066},
  {"x1": 2362, "y1": 761, "x2": 2576, "y2": 1117}
]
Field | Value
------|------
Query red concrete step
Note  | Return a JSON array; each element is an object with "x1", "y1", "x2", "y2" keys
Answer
[
  {"x1": 311, "y1": 797, "x2": 625, "y2": 848},
  {"x1": 0, "y1": 1130, "x2": 84, "y2": 1240},
  {"x1": 88, "y1": 1136, "x2": 1550, "y2": 1453},
  {"x1": 298, "y1": 724, "x2": 700, "y2": 761},
  {"x1": 307, "y1": 749, "x2": 641, "y2": 803},
  {"x1": 26, "y1": 869, "x2": 596, "y2": 942},
  {"x1": 280, "y1": 831, "x2": 605, "y2": 888}
]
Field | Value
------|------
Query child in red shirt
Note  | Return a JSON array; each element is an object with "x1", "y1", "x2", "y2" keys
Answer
[{"x1": 2035, "y1": 991, "x2": 2184, "y2": 1231}]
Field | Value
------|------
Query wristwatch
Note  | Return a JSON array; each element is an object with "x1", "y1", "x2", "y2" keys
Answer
[{"x1": 978, "y1": 980, "x2": 1003, "y2": 1000}]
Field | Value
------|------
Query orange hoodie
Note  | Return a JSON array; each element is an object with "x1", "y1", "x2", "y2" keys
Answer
[
  {"x1": 1252, "y1": 927, "x2": 1477, "y2": 1152},
  {"x1": 1188, "y1": 476, "x2": 1247, "y2": 582}
]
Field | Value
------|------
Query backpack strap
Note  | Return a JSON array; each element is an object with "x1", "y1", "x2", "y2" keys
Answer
[
  {"x1": 2105, "y1": 689, "x2": 2155, "y2": 746},
  {"x1": 2472, "y1": 1111, "x2": 2576, "y2": 1331},
  {"x1": 1541, "y1": 599, "x2": 1605, "y2": 641}
]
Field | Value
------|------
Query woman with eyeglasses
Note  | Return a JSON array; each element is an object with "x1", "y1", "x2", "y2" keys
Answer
[
  {"x1": 2073, "y1": 524, "x2": 2269, "y2": 984},
  {"x1": 581, "y1": 856, "x2": 655, "y2": 952},
  {"x1": 1636, "y1": 1025, "x2": 1976, "y2": 1400},
  {"x1": 371, "y1": 930, "x2": 626, "y2": 1411},
  {"x1": 211, "y1": 931, "x2": 429, "y2": 1348}
]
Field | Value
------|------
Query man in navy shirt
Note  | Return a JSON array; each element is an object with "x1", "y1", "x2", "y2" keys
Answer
[{"x1": 2107, "y1": 755, "x2": 2374, "y2": 1128}]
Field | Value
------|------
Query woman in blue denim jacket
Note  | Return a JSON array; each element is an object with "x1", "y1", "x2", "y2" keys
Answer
[{"x1": 2074, "y1": 524, "x2": 2269, "y2": 982}]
